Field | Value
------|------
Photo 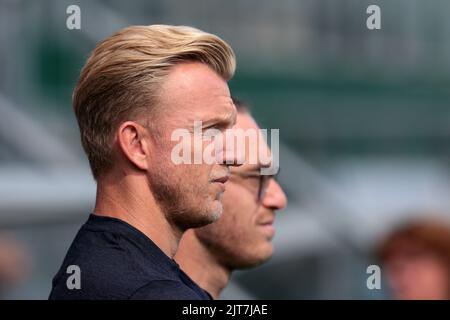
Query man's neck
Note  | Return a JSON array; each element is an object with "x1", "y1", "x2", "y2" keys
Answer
[
  {"x1": 94, "y1": 173, "x2": 182, "y2": 258},
  {"x1": 175, "y1": 230, "x2": 231, "y2": 299}
]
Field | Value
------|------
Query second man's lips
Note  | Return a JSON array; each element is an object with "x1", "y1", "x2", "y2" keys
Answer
[
  {"x1": 257, "y1": 212, "x2": 275, "y2": 225},
  {"x1": 258, "y1": 219, "x2": 274, "y2": 226}
]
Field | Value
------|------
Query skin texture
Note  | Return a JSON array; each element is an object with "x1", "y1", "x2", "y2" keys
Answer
[
  {"x1": 175, "y1": 112, "x2": 287, "y2": 298},
  {"x1": 94, "y1": 62, "x2": 239, "y2": 258}
]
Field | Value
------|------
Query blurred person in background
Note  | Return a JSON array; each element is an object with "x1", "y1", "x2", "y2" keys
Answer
[
  {"x1": 175, "y1": 98, "x2": 288, "y2": 298},
  {"x1": 50, "y1": 24, "x2": 240, "y2": 299},
  {"x1": 0, "y1": 234, "x2": 30, "y2": 298},
  {"x1": 377, "y1": 218, "x2": 450, "y2": 300}
]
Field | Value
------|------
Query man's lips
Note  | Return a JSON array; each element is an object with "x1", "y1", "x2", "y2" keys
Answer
[
  {"x1": 257, "y1": 215, "x2": 276, "y2": 237},
  {"x1": 258, "y1": 219, "x2": 274, "y2": 226},
  {"x1": 210, "y1": 174, "x2": 230, "y2": 193},
  {"x1": 257, "y1": 212, "x2": 275, "y2": 226},
  {"x1": 211, "y1": 176, "x2": 229, "y2": 184}
]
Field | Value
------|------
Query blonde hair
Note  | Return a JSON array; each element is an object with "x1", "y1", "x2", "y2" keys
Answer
[{"x1": 73, "y1": 25, "x2": 236, "y2": 179}]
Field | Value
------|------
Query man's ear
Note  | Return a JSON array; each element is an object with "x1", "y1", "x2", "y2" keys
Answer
[{"x1": 116, "y1": 121, "x2": 151, "y2": 171}]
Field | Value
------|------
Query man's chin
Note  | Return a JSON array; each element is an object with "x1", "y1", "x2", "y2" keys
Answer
[
  {"x1": 183, "y1": 202, "x2": 223, "y2": 229},
  {"x1": 234, "y1": 251, "x2": 273, "y2": 270},
  {"x1": 210, "y1": 201, "x2": 224, "y2": 220},
  {"x1": 250, "y1": 243, "x2": 274, "y2": 267}
]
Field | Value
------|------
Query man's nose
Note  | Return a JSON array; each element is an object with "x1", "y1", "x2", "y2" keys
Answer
[
  {"x1": 217, "y1": 141, "x2": 244, "y2": 167},
  {"x1": 262, "y1": 179, "x2": 287, "y2": 210}
]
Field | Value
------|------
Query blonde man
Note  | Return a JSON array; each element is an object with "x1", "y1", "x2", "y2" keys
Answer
[{"x1": 50, "y1": 25, "x2": 239, "y2": 300}]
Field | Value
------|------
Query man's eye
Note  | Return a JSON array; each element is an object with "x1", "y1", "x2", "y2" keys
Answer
[
  {"x1": 205, "y1": 124, "x2": 224, "y2": 130},
  {"x1": 203, "y1": 125, "x2": 218, "y2": 131},
  {"x1": 203, "y1": 127, "x2": 222, "y2": 138},
  {"x1": 204, "y1": 123, "x2": 227, "y2": 133}
]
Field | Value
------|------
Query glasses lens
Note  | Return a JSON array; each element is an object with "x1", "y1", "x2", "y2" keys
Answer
[
  {"x1": 258, "y1": 170, "x2": 280, "y2": 202},
  {"x1": 258, "y1": 175, "x2": 271, "y2": 201}
]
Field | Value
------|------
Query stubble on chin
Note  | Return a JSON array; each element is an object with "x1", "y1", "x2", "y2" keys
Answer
[{"x1": 149, "y1": 168, "x2": 221, "y2": 230}]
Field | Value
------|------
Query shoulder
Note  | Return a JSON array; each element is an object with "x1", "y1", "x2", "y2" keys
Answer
[
  {"x1": 50, "y1": 232, "x2": 160, "y2": 299},
  {"x1": 129, "y1": 279, "x2": 209, "y2": 300}
]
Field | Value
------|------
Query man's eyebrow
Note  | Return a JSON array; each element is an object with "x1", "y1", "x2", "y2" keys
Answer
[
  {"x1": 230, "y1": 104, "x2": 237, "y2": 126},
  {"x1": 203, "y1": 107, "x2": 237, "y2": 128}
]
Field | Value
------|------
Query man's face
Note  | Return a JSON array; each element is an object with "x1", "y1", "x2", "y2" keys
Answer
[
  {"x1": 194, "y1": 113, "x2": 287, "y2": 269},
  {"x1": 147, "y1": 62, "x2": 237, "y2": 231}
]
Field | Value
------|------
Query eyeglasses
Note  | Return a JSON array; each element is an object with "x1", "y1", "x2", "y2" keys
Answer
[{"x1": 229, "y1": 168, "x2": 280, "y2": 203}]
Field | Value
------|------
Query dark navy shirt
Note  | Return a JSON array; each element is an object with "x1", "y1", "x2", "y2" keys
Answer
[{"x1": 49, "y1": 214, "x2": 211, "y2": 300}]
